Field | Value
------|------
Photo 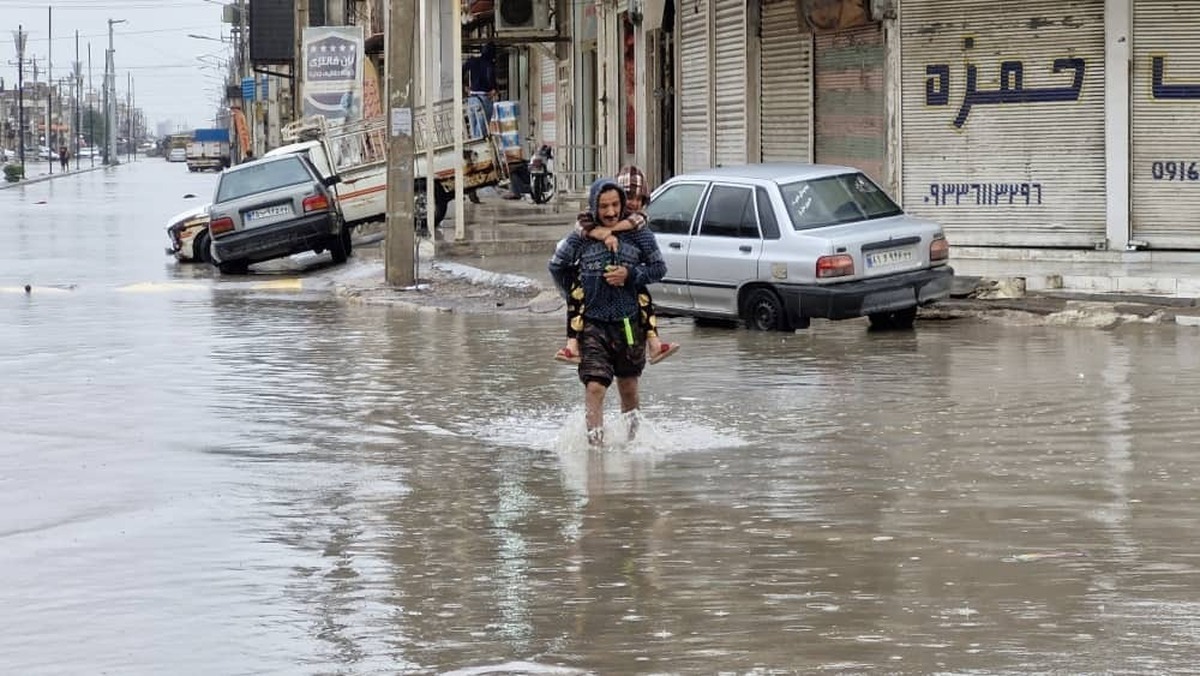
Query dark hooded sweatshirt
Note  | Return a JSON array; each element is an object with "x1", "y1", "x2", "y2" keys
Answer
[{"x1": 548, "y1": 178, "x2": 667, "y2": 322}]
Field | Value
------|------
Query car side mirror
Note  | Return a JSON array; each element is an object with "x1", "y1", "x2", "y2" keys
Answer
[{"x1": 323, "y1": 175, "x2": 341, "y2": 187}]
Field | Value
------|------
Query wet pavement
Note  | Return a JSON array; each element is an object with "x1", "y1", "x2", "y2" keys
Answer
[{"x1": 4, "y1": 162, "x2": 1200, "y2": 674}]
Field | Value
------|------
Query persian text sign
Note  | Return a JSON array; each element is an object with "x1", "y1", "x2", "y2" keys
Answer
[{"x1": 302, "y1": 26, "x2": 364, "y2": 125}]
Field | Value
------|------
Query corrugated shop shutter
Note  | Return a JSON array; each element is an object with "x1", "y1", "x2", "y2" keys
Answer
[
  {"x1": 1131, "y1": 1, "x2": 1200, "y2": 249},
  {"x1": 678, "y1": 0, "x2": 712, "y2": 172},
  {"x1": 538, "y1": 51, "x2": 557, "y2": 147},
  {"x1": 712, "y1": 0, "x2": 747, "y2": 166},
  {"x1": 900, "y1": 0, "x2": 1106, "y2": 248},
  {"x1": 760, "y1": 0, "x2": 812, "y2": 163},
  {"x1": 813, "y1": 24, "x2": 884, "y2": 184}
]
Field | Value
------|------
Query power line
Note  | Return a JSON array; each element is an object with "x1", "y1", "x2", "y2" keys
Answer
[{"x1": 0, "y1": 24, "x2": 218, "y2": 46}]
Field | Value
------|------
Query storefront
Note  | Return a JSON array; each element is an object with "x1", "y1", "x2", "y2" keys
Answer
[
  {"x1": 813, "y1": 23, "x2": 885, "y2": 184},
  {"x1": 536, "y1": 48, "x2": 558, "y2": 148},
  {"x1": 676, "y1": 0, "x2": 749, "y2": 172},
  {"x1": 759, "y1": 0, "x2": 813, "y2": 163},
  {"x1": 899, "y1": 0, "x2": 1107, "y2": 248},
  {"x1": 1131, "y1": 0, "x2": 1200, "y2": 249}
]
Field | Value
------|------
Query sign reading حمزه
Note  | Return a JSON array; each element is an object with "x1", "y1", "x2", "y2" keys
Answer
[{"x1": 924, "y1": 38, "x2": 1085, "y2": 129}]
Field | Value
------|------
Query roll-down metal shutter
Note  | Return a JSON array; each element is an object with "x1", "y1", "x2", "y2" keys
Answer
[
  {"x1": 678, "y1": 0, "x2": 712, "y2": 172},
  {"x1": 713, "y1": 0, "x2": 747, "y2": 166},
  {"x1": 1132, "y1": 1, "x2": 1200, "y2": 249},
  {"x1": 813, "y1": 24, "x2": 885, "y2": 184},
  {"x1": 900, "y1": 0, "x2": 1106, "y2": 248},
  {"x1": 760, "y1": 0, "x2": 812, "y2": 162},
  {"x1": 538, "y1": 51, "x2": 557, "y2": 147}
]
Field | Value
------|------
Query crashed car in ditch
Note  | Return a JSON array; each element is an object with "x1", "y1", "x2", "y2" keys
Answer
[{"x1": 164, "y1": 202, "x2": 212, "y2": 264}]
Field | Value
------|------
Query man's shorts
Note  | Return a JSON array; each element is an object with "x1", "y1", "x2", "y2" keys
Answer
[{"x1": 578, "y1": 317, "x2": 646, "y2": 387}]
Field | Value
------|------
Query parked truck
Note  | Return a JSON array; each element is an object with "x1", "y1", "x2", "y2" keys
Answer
[
  {"x1": 269, "y1": 95, "x2": 504, "y2": 230},
  {"x1": 186, "y1": 128, "x2": 231, "y2": 172}
]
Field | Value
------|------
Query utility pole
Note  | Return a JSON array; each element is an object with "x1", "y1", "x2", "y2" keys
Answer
[
  {"x1": 87, "y1": 42, "x2": 94, "y2": 167},
  {"x1": 385, "y1": 0, "x2": 416, "y2": 286},
  {"x1": 13, "y1": 25, "x2": 26, "y2": 165},
  {"x1": 106, "y1": 18, "x2": 126, "y2": 165},
  {"x1": 126, "y1": 71, "x2": 132, "y2": 163},
  {"x1": 47, "y1": 7, "x2": 53, "y2": 174},
  {"x1": 74, "y1": 30, "x2": 81, "y2": 170},
  {"x1": 452, "y1": 0, "x2": 465, "y2": 241},
  {"x1": 293, "y1": 0, "x2": 308, "y2": 121}
]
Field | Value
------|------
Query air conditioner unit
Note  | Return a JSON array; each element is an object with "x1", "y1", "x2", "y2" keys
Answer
[{"x1": 495, "y1": 0, "x2": 554, "y2": 36}]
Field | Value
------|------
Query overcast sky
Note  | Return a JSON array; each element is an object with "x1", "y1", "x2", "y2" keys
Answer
[{"x1": 2, "y1": 0, "x2": 233, "y2": 132}]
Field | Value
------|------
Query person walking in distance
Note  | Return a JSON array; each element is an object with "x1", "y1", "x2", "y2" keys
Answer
[
  {"x1": 554, "y1": 165, "x2": 679, "y2": 366},
  {"x1": 58, "y1": 145, "x2": 69, "y2": 171},
  {"x1": 549, "y1": 177, "x2": 668, "y2": 446}
]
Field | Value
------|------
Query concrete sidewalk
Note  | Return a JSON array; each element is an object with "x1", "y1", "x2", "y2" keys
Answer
[
  {"x1": 0, "y1": 162, "x2": 109, "y2": 190},
  {"x1": 423, "y1": 196, "x2": 1200, "y2": 304}
]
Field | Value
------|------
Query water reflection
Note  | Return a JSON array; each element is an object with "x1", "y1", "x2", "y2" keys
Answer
[{"x1": 8, "y1": 163, "x2": 1200, "y2": 673}]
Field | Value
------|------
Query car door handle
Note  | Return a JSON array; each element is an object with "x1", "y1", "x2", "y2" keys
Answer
[
  {"x1": 739, "y1": 245, "x2": 752, "y2": 253},
  {"x1": 669, "y1": 242, "x2": 682, "y2": 249}
]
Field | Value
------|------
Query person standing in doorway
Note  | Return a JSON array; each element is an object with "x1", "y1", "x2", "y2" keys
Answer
[{"x1": 548, "y1": 177, "x2": 668, "y2": 446}]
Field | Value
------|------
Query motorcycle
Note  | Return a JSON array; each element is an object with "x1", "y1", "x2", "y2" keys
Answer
[{"x1": 528, "y1": 144, "x2": 555, "y2": 205}]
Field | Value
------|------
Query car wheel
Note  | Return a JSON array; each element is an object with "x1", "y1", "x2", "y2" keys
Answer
[
  {"x1": 328, "y1": 224, "x2": 352, "y2": 264},
  {"x1": 218, "y1": 260, "x2": 249, "y2": 275},
  {"x1": 192, "y1": 230, "x2": 211, "y2": 264},
  {"x1": 868, "y1": 306, "x2": 917, "y2": 331},
  {"x1": 742, "y1": 288, "x2": 790, "y2": 332}
]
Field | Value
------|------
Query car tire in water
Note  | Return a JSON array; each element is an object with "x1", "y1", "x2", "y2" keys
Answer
[
  {"x1": 329, "y1": 225, "x2": 352, "y2": 264},
  {"x1": 867, "y1": 306, "x2": 917, "y2": 331},
  {"x1": 742, "y1": 287, "x2": 791, "y2": 332},
  {"x1": 192, "y1": 230, "x2": 211, "y2": 265}
]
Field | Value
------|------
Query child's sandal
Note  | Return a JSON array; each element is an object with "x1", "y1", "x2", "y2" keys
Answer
[
  {"x1": 649, "y1": 342, "x2": 680, "y2": 365},
  {"x1": 554, "y1": 347, "x2": 581, "y2": 365}
]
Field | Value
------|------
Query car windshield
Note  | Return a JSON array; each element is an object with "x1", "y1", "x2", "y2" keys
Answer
[
  {"x1": 778, "y1": 172, "x2": 904, "y2": 230},
  {"x1": 216, "y1": 157, "x2": 313, "y2": 202}
]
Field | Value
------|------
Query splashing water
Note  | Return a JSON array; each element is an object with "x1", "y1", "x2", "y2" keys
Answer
[{"x1": 474, "y1": 405, "x2": 749, "y2": 455}]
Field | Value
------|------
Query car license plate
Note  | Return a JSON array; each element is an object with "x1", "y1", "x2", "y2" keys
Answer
[
  {"x1": 246, "y1": 204, "x2": 292, "y2": 222},
  {"x1": 866, "y1": 247, "x2": 914, "y2": 269}
]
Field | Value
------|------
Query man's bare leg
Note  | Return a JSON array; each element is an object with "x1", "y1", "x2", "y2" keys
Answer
[
  {"x1": 616, "y1": 377, "x2": 641, "y2": 440},
  {"x1": 585, "y1": 380, "x2": 608, "y2": 445}
]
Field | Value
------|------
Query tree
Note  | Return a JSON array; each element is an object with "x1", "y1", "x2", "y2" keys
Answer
[{"x1": 81, "y1": 106, "x2": 107, "y2": 148}]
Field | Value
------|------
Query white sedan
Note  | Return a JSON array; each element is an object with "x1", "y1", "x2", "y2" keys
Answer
[{"x1": 646, "y1": 163, "x2": 954, "y2": 331}]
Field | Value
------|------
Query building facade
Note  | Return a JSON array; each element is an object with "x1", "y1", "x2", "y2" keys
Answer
[{"x1": 579, "y1": 0, "x2": 1200, "y2": 254}]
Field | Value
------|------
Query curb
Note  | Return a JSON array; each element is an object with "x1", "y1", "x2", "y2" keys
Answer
[{"x1": 0, "y1": 164, "x2": 110, "y2": 190}]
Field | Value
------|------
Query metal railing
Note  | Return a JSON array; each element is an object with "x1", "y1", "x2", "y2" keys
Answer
[{"x1": 554, "y1": 143, "x2": 604, "y2": 195}]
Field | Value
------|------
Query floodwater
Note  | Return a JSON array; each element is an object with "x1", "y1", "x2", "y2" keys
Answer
[{"x1": 2, "y1": 162, "x2": 1200, "y2": 674}]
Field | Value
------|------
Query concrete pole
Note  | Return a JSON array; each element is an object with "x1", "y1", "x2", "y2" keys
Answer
[
  {"x1": 421, "y1": 0, "x2": 436, "y2": 235},
  {"x1": 384, "y1": 0, "x2": 416, "y2": 286},
  {"x1": 47, "y1": 7, "x2": 52, "y2": 174},
  {"x1": 452, "y1": 0, "x2": 465, "y2": 241},
  {"x1": 294, "y1": 0, "x2": 308, "y2": 121},
  {"x1": 74, "y1": 31, "x2": 80, "y2": 170},
  {"x1": 87, "y1": 42, "x2": 94, "y2": 167},
  {"x1": 106, "y1": 18, "x2": 125, "y2": 165},
  {"x1": 15, "y1": 25, "x2": 25, "y2": 165}
]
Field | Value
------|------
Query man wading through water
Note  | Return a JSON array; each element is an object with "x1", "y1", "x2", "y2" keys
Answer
[{"x1": 549, "y1": 178, "x2": 667, "y2": 446}]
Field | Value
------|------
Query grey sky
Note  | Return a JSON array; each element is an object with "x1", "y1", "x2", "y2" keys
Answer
[{"x1": 2, "y1": 0, "x2": 234, "y2": 133}]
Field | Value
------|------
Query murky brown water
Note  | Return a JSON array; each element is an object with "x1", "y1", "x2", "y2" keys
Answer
[{"x1": 3, "y1": 163, "x2": 1200, "y2": 674}]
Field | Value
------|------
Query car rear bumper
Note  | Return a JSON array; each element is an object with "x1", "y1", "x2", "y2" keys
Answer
[
  {"x1": 211, "y1": 212, "x2": 338, "y2": 264},
  {"x1": 778, "y1": 265, "x2": 955, "y2": 321}
]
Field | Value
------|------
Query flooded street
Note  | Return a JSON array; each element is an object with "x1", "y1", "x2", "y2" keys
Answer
[{"x1": 3, "y1": 162, "x2": 1200, "y2": 674}]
